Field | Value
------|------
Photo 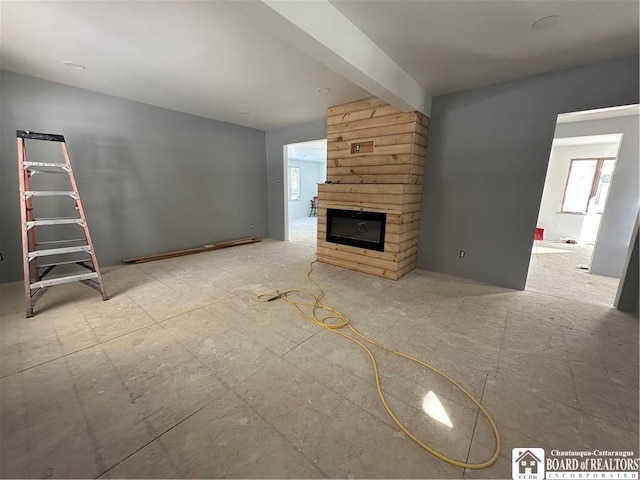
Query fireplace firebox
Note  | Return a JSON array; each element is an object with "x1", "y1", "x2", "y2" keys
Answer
[{"x1": 326, "y1": 208, "x2": 386, "y2": 252}]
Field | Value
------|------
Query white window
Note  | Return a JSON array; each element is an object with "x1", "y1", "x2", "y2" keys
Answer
[
  {"x1": 289, "y1": 166, "x2": 300, "y2": 201},
  {"x1": 561, "y1": 158, "x2": 615, "y2": 214},
  {"x1": 593, "y1": 160, "x2": 615, "y2": 214}
]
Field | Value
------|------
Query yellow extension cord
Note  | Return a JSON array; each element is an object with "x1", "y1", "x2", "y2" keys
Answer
[{"x1": 257, "y1": 261, "x2": 501, "y2": 470}]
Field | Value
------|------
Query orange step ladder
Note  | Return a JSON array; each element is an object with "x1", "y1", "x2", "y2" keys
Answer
[{"x1": 17, "y1": 130, "x2": 108, "y2": 317}]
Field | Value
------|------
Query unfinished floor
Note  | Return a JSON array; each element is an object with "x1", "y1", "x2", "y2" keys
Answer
[
  {"x1": 527, "y1": 240, "x2": 620, "y2": 305},
  {"x1": 0, "y1": 237, "x2": 638, "y2": 479}
]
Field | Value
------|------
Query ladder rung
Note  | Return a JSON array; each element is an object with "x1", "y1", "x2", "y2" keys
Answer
[
  {"x1": 37, "y1": 238, "x2": 85, "y2": 245},
  {"x1": 30, "y1": 272, "x2": 99, "y2": 289},
  {"x1": 28, "y1": 245, "x2": 91, "y2": 259},
  {"x1": 38, "y1": 258, "x2": 93, "y2": 269},
  {"x1": 23, "y1": 162, "x2": 70, "y2": 170},
  {"x1": 29, "y1": 170, "x2": 68, "y2": 176},
  {"x1": 25, "y1": 191, "x2": 77, "y2": 198},
  {"x1": 27, "y1": 218, "x2": 85, "y2": 227}
]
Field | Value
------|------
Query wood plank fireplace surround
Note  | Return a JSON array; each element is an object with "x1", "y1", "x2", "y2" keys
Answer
[{"x1": 317, "y1": 97, "x2": 428, "y2": 280}]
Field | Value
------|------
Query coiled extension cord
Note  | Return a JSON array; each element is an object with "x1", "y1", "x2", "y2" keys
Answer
[{"x1": 257, "y1": 261, "x2": 500, "y2": 470}]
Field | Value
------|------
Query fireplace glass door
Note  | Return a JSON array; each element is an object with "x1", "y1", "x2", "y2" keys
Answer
[{"x1": 326, "y1": 209, "x2": 386, "y2": 252}]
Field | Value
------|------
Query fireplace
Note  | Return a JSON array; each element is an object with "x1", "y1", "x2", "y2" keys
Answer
[
  {"x1": 326, "y1": 208, "x2": 386, "y2": 252},
  {"x1": 317, "y1": 96, "x2": 427, "y2": 280}
]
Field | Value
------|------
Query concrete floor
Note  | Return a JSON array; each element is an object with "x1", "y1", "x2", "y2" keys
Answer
[
  {"x1": 1, "y1": 233, "x2": 638, "y2": 479},
  {"x1": 527, "y1": 240, "x2": 620, "y2": 306},
  {"x1": 288, "y1": 215, "x2": 318, "y2": 245}
]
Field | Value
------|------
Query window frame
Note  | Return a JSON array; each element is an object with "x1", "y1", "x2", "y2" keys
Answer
[{"x1": 560, "y1": 157, "x2": 615, "y2": 214}]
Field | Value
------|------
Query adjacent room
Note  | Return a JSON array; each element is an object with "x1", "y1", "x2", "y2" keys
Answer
[
  {"x1": 285, "y1": 139, "x2": 327, "y2": 247},
  {"x1": 1, "y1": 1, "x2": 638, "y2": 479},
  {"x1": 527, "y1": 105, "x2": 639, "y2": 306}
]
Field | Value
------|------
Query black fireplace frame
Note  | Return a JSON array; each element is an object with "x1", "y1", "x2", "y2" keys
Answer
[{"x1": 325, "y1": 208, "x2": 386, "y2": 252}]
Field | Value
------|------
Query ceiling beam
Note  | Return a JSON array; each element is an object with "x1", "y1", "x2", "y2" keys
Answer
[{"x1": 236, "y1": 0, "x2": 431, "y2": 116}]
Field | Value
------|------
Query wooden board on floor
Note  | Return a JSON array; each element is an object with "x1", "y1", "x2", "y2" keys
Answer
[{"x1": 121, "y1": 237, "x2": 261, "y2": 264}]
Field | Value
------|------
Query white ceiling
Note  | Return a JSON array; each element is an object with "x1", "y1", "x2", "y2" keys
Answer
[
  {"x1": 331, "y1": 0, "x2": 639, "y2": 95},
  {"x1": 557, "y1": 104, "x2": 640, "y2": 124},
  {"x1": 552, "y1": 134, "x2": 623, "y2": 148},
  {"x1": 0, "y1": 1, "x2": 369, "y2": 131},
  {"x1": 287, "y1": 139, "x2": 328, "y2": 163},
  {"x1": 1, "y1": 1, "x2": 638, "y2": 131}
]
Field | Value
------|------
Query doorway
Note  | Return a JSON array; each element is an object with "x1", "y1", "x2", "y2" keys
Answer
[
  {"x1": 283, "y1": 139, "x2": 327, "y2": 246},
  {"x1": 526, "y1": 105, "x2": 639, "y2": 306}
]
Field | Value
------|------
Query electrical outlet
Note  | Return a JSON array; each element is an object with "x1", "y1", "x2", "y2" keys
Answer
[
  {"x1": 459, "y1": 250, "x2": 466, "y2": 258},
  {"x1": 350, "y1": 141, "x2": 373, "y2": 154}
]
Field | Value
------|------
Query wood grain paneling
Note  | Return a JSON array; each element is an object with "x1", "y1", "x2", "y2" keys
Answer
[
  {"x1": 317, "y1": 96, "x2": 428, "y2": 280},
  {"x1": 327, "y1": 112, "x2": 418, "y2": 134},
  {"x1": 328, "y1": 123, "x2": 417, "y2": 142},
  {"x1": 330, "y1": 154, "x2": 413, "y2": 167},
  {"x1": 327, "y1": 97, "x2": 389, "y2": 116},
  {"x1": 327, "y1": 104, "x2": 401, "y2": 126},
  {"x1": 328, "y1": 174, "x2": 417, "y2": 185}
]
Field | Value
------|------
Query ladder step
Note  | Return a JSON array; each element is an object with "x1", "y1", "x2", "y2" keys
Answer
[
  {"x1": 28, "y1": 245, "x2": 91, "y2": 259},
  {"x1": 29, "y1": 170, "x2": 68, "y2": 177},
  {"x1": 25, "y1": 191, "x2": 77, "y2": 198},
  {"x1": 27, "y1": 218, "x2": 85, "y2": 227},
  {"x1": 38, "y1": 258, "x2": 93, "y2": 268},
  {"x1": 30, "y1": 272, "x2": 99, "y2": 289},
  {"x1": 37, "y1": 238, "x2": 85, "y2": 245},
  {"x1": 17, "y1": 130, "x2": 65, "y2": 142},
  {"x1": 23, "y1": 162, "x2": 70, "y2": 170}
]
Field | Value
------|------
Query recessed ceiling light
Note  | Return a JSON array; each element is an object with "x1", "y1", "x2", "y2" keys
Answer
[
  {"x1": 531, "y1": 15, "x2": 561, "y2": 30},
  {"x1": 317, "y1": 87, "x2": 331, "y2": 94},
  {"x1": 62, "y1": 60, "x2": 86, "y2": 70},
  {"x1": 239, "y1": 111, "x2": 250, "y2": 116}
]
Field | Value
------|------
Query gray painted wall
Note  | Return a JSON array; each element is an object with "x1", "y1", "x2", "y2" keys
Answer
[
  {"x1": 417, "y1": 56, "x2": 639, "y2": 290},
  {"x1": 0, "y1": 71, "x2": 267, "y2": 282},
  {"x1": 265, "y1": 119, "x2": 326, "y2": 239},
  {"x1": 553, "y1": 115, "x2": 639, "y2": 278}
]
